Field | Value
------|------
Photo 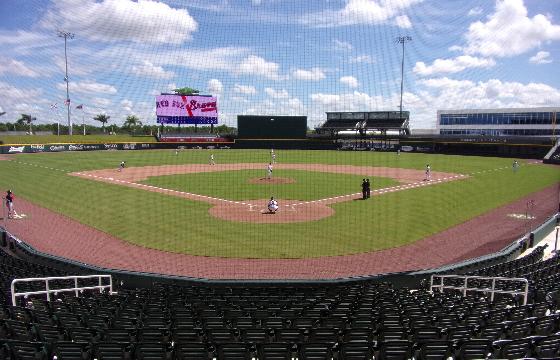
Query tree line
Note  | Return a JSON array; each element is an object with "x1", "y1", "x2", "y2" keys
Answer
[{"x1": 0, "y1": 114, "x2": 236, "y2": 135}]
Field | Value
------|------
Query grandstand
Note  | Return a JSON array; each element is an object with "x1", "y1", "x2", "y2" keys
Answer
[
  {"x1": 318, "y1": 112, "x2": 410, "y2": 137},
  {"x1": 2, "y1": 229, "x2": 560, "y2": 359}
]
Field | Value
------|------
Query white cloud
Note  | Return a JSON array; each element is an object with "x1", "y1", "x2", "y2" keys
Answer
[
  {"x1": 340, "y1": 76, "x2": 359, "y2": 88},
  {"x1": 53, "y1": 56, "x2": 91, "y2": 77},
  {"x1": 207, "y1": 79, "x2": 224, "y2": 94},
  {"x1": 92, "y1": 97, "x2": 112, "y2": 107},
  {"x1": 131, "y1": 61, "x2": 174, "y2": 79},
  {"x1": 252, "y1": 0, "x2": 262, "y2": 5},
  {"x1": 265, "y1": 88, "x2": 290, "y2": 99},
  {"x1": 41, "y1": 0, "x2": 198, "y2": 44},
  {"x1": 121, "y1": 99, "x2": 134, "y2": 113},
  {"x1": 448, "y1": 45, "x2": 463, "y2": 52},
  {"x1": 0, "y1": 30, "x2": 56, "y2": 56},
  {"x1": 301, "y1": 0, "x2": 422, "y2": 27},
  {"x1": 414, "y1": 55, "x2": 496, "y2": 76},
  {"x1": 468, "y1": 6, "x2": 483, "y2": 16},
  {"x1": 57, "y1": 81, "x2": 118, "y2": 94},
  {"x1": 233, "y1": 84, "x2": 256, "y2": 95},
  {"x1": 292, "y1": 67, "x2": 325, "y2": 81},
  {"x1": 0, "y1": 57, "x2": 40, "y2": 77},
  {"x1": 333, "y1": 39, "x2": 353, "y2": 51},
  {"x1": 463, "y1": 0, "x2": 560, "y2": 58},
  {"x1": 244, "y1": 96, "x2": 305, "y2": 117},
  {"x1": 237, "y1": 55, "x2": 282, "y2": 80},
  {"x1": 0, "y1": 81, "x2": 45, "y2": 120},
  {"x1": 394, "y1": 15, "x2": 412, "y2": 29},
  {"x1": 529, "y1": 51, "x2": 552, "y2": 64},
  {"x1": 350, "y1": 55, "x2": 375, "y2": 64}
]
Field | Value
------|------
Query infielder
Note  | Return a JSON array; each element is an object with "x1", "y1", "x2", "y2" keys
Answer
[
  {"x1": 425, "y1": 164, "x2": 431, "y2": 181},
  {"x1": 266, "y1": 162, "x2": 273, "y2": 179},
  {"x1": 118, "y1": 161, "x2": 126, "y2": 172},
  {"x1": 209, "y1": 154, "x2": 215, "y2": 165},
  {"x1": 268, "y1": 197, "x2": 279, "y2": 213}
]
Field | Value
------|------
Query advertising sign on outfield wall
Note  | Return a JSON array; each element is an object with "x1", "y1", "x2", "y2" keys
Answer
[
  {"x1": 156, "y1": 95, "x2": 218, "y2": 125},
  {"x1": 0, "y1": 143, "x2": 157, "y2": 154}
]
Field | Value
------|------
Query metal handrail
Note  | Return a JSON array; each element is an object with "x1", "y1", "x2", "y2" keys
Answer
[
  {"x1": 11, "y1": 275, "x2": 115, "y2": 306},
  {"x1": 430, "y1": 274, "x2": 529, "y2": 305}
]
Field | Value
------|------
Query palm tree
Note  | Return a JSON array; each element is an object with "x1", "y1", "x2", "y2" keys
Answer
[
  {"x1": 17, "y1": 114, "x2": 35, "y2": 133},
  {"x1": 93, "y1": 114, "x2": 110, "y2": 132},
  {"x1": 173, "y1": 87, "x2": 200, "y2": 95},
  {"x1": 123, "y1": 115, "x2": 142, "y2": 134}
]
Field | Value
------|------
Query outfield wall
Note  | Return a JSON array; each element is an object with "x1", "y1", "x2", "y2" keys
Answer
[{"x1": 0, "y1": 135, "x2": 552, "y2": 158}]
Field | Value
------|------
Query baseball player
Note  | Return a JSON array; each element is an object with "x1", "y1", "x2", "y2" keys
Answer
[
  {"x1": 512, "y1": 160, "x2": 519, "y2": 173},
  {"x1": 425, "y1": 164, "x2": 431, "y2": 181},
  {"x1": 118, "y1": 161, "x2": 126, "y2": 172},
  {"x1": 271, "y1": 152, "x2": 277, "y2": 164},
  {"x1": 5, "y1": 190, "x2": 16, "y2": 219},
  {"x1": 209, "y1": 154, "x2": 215, "y2": 165},
  {"x1": 266, "y1": 162, "x2": 273, "y2": 179},
  {"x1": 267, "y1": 197, "x2": 279, "y2": 213}
]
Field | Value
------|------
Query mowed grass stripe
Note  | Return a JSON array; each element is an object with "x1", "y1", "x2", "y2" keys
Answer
[{"x1": 0, "y1": 150, "x2": 556, "y2": 258}]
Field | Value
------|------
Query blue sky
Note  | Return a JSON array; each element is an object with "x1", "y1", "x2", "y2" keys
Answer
[{"x1": 0, "y1": 0, "x2": 559, "y2": 129}]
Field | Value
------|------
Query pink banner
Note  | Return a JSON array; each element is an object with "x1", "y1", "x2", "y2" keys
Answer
[{"x1": 156, "y1": 95, "x2": 217, "y2": 117}]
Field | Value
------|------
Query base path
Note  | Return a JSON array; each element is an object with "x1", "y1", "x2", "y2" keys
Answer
[{"x1": 4, "y1": 182, "x2": 558, "y2": 279}]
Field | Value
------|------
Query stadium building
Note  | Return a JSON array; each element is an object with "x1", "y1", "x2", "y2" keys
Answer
[{"x1": 436, "y1": 107, "x2": 559, "y2": 137}]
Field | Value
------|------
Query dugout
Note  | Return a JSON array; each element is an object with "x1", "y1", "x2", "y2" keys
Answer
[{"x1": 237, "y1": 115, "x2": 307, "y2": 139}]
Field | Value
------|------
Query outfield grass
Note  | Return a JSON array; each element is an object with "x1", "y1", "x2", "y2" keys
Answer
[
  {"x1": 0, "y1": 134, "x2": 156, "y2": 144},
  {"x1": 0, "y1": 149, "x2": 557, "y2": 258}
]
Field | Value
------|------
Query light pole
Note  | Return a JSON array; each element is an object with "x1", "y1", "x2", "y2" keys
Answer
[
  {"x1": 57, "y1": 30, "x2": 75, "y2": 135},
  {"x1": 396, "y1": 36, "x2": 412, "y2": 124}
]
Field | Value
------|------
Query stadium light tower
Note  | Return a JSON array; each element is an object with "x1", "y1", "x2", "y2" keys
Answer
[
  {"x1": 57, "y1": 30, "x2": 75, "y2": 135},
  {"x1": 396, "y1": 36, "x2": 412, "y2": 123}
]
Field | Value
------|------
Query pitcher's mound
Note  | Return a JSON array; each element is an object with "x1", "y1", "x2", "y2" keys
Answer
[
  {"x1": 248, "y1": 177, "x2": 296, "y2": 184},
  {"x1": 209, "y1": 199, "x2": 334, "y2": 223}
]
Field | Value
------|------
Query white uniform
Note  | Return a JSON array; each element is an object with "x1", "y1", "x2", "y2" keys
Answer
[
  {"x1": 271, "y1": 153, "x2": 276, "y2": 164},
  {"x1": 267, "y1": 163, "x2": 273, "y2": 179},
  {"x1": 425, "y1": 165, "x2": 431, "y2": 181},
  {"x1": 268, "y1": 199, "x2": 279, "y2": 213},
  {"x1": 209, "y1": 154, "x2": 215, "y2": 165}
]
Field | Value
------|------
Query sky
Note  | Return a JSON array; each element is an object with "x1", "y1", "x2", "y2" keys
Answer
[{"x1": 0, "y1": 0, "x2": 559, "y2": 129}]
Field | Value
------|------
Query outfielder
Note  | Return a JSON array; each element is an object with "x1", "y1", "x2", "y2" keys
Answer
[{"x1": 209, "y1": 154, "x2": 215, "y2": 165}]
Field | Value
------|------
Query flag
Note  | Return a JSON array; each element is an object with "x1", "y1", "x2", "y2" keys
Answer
[
  {"x1": 64, "y1": 99, "x2": 70, "y2": 106},
  {"x1": 50, "y1": 103, "x2": 58, "y2": 110},
  {"x1": 76, "y1": 104, "x2": 83, "y2": 110}
]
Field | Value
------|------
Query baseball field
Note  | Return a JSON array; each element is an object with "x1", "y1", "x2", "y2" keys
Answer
[{"x1": 0, "y1": 149, "x2": 558, "y2": 266}]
